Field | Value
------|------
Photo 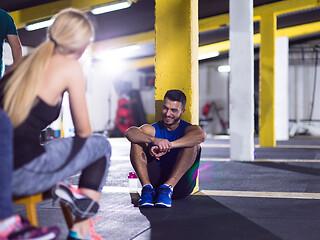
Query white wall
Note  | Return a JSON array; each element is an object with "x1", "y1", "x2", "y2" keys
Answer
[
  {"x1": 140, "y1": 88, "x2": 155, "y2": 121},
  {"x1": 3, "y1": 42, "x2": 30, "y2": 70},
  {"x1": 288, "y1": 49, "x2": 320, "y2": 136},
  {"x1": 275, "y1": 37, "x2": 289, "y2": 140},
  {"x1": 199, "y1": 59, "x2": 229, "y2": 135},
  {"x1": 85, "y1": 64, "x2": 118, "y2": 132},
  {"x1": 289, "y1": 64, "x2": 320, "y2": 121}
]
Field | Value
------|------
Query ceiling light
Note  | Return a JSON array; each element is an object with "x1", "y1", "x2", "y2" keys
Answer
[
  {"x1": 198, "y1": 51, "x2": 220, "y2": 60},
  {"x1": 25, "y1": 19, "x2": 54, "y2": 31},
  {"x1": 217, "y1": 65, "x2": 230, "y2": 73},
  {"x1": 91, "y1": 0, "x2": 132, "y2": 15},
  {"x1": 95, "y1": 45, "x2": 140, "y2": 59}
]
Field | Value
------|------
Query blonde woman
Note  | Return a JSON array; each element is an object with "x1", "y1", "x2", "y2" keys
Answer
[{"x1": 0, "y1": 8, "x2": 111, "y2": 240}]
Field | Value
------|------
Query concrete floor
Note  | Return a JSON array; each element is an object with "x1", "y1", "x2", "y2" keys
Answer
[{"x1": 14, "y1": 136, "x2": 320, "y2": 240}]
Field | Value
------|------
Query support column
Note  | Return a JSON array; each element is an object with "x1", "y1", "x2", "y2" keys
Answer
[
  {"x1": 154, "y1": 0, "x2": 199, "y2": 124},
  {"x1": 229, "y1": 0, "x2": 254, "y2": 161},
  {"x1": 275, "y1": 37, "x2": 289, "y2": 140},
  {"x1": 289, "y1": 66, "x2": 304, "y2": 137},
  {"x1": 260, "y1": 12, "x2": 276, "y2": 147}
]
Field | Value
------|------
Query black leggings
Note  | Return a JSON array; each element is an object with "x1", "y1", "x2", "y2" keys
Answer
[{"x1": 79, "y1": 156, "x2": 107, "y2": 191}]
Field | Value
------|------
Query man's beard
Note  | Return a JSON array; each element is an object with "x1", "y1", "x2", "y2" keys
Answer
[{"x1": 163, "y1": 115, "x2": 181, "y2": 126}]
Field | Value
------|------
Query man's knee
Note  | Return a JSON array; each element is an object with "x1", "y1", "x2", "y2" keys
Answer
[
  {"x1": 190, "y1": 144, "x2": 202, "y2": 160},
  {"x1": 130, "y1": 143, "x2": 149, "y2": 162},
  {"x1": 177, "y1": 144, "x2": 201, "y2": 163},
  {"x1": 131, "y1": 143, "x2": 145, "y2": 155},
  {"x1": 192, "y1": 144, "x2": 201, "y2": 155}
]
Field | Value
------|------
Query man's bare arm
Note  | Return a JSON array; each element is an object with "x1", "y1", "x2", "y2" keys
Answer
[
  {"x1": 124, "y1": 125, "x2": 155, "y2": 144},
  {"x1": 171, "y1": 125, "x2": 206, "y2": 149},
  {"x1": 125, "y1": 125, "x2": 172, "y2": 152},
  {"x1": 7, "y1": 34, "x2": 22, "y2": 63}
]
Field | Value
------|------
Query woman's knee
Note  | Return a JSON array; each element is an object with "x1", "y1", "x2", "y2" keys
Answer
[{"x1": 88, "y1": 135, "x2": 112, "y2": 159}]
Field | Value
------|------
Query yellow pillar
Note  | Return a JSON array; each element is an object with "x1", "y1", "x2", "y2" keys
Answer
[
  {"x1": 154, "y1": 0, "x2": 199, "y2": 125},
  {"x1": 259, "y1": 12, "x2": 276, "y2": 147},
  {"x1": 154, "y1": 0, "x2": 199, "y2": 192}
]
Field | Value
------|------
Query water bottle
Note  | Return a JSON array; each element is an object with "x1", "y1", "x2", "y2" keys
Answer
[{"x1": 128, "y1": 172, "x2": 138, "y2": 193}]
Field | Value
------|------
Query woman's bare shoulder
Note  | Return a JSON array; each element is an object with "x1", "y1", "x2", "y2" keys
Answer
[{"x1": 50, "y1": 54, "x2": 84, "y2": 81}]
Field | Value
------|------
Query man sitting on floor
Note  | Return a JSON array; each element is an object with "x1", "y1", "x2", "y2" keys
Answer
[{"x1": 125, "y1": 89, "x2": 206, "y2": 208}]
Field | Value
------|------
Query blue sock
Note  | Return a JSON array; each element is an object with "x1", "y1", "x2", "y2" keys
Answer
[{"x1": 68, "y1": 230, "x2": 81, "y2": 239}]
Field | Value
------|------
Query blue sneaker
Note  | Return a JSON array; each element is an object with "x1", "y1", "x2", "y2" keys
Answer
[
  {"x1": 138, "y1": 185, "x2": 155, "y2": 207},
  {"x1": 155, "y1": 185, "x2": 173, "y2": 208}
]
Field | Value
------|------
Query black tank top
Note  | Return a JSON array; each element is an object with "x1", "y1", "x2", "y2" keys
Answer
[
  {"x1": 13, "y1": 97, "x2": 62, "y2": 169},
  {"x1": 0, "y1": 70, "x2": 62, "y2": 169}
]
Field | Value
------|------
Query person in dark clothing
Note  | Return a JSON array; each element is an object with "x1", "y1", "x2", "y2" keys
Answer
[{"x1": 0, "y1": 9, "x2": 22, "y2": 77}]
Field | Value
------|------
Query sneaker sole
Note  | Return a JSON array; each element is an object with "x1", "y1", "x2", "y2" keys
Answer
[
  {"x1": 52, "y1": 184, "x2": 99, "y2": 218},
  {"x1": 26, "y1": 232, "x2": 57, "y2": 240},
  {"x1": 8, "y1": 232, "x2": 57, "y2": 240},
  {"x1": 138, "y1": 202, "x2": 154, "y2": 207},
  {"x1": 155, "y1": 202, "x2": 171, "y2": 208}
]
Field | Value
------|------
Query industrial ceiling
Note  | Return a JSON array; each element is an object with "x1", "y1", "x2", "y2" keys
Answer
[{"x1": 1, "y1": 0, "x2": 320, "y2": 71}]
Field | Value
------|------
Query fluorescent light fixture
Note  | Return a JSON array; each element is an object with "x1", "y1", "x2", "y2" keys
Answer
[
  {"x1": 218, "y1": 65, "x2": 230, "y2": 73},
  {"x1": 95, "y1": 45, "x2": 140, "y2": 59},
  {"x1": 198, "y1": 51, "x2": 220, "y2": 60},
  {"x1": 91, "y1": 0, "x2": 132, "y2": 15},
  {"x1": 25, "y1": 19, "x2": 54, "y2": 31}
]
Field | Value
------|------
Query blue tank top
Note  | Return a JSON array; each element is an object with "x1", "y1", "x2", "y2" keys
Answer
[{"x1": 151, "y1": 119, "x2": 191, "y2": 166}]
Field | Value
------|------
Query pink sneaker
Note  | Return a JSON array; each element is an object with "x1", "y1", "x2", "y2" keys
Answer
[
  {"x1": 0, "y1": 215, "x2": 60, "y2": 240},
  {"x1": 52, "y1": 182, "x2": 99, "y2": 219}
]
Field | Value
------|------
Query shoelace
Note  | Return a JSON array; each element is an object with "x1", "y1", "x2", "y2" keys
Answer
[
  {"x1": 142, "y1": 187, "x2": 154, "y2": 194},
  {"x1": 88, "y1": 216, "x2": 103, "y2": 240},
  {"x1": 59, "y1": 182, "x2": 82, "y2": 194},
  {"x1": 158, "y1": 187, "x2": 172, "y2": 195},
  {"x1": 69, "y1": 185, "x2": 81, "y2": 194}
]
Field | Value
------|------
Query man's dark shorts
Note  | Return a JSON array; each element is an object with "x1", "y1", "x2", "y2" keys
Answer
[{"x1": 147, "y1": 148, "x2": 201, "y2": 199}]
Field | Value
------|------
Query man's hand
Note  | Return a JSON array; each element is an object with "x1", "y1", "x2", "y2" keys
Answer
[
  {"x1": 151, "y1": 138, "x2": 172, "y2": 152},
  {"x1": 149, "y1": 138, "x2": 172, "y2": 160},
  {"x1": 125, "y1": 125, "x2": 174, "y2": 160},
  {"x1": 149, "y1": 146, "x2": 168, "y2": 160}
]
